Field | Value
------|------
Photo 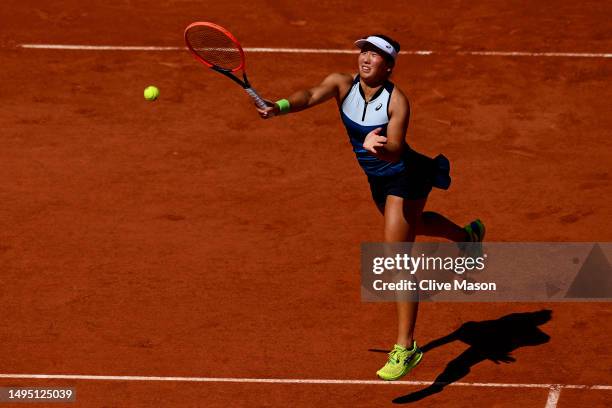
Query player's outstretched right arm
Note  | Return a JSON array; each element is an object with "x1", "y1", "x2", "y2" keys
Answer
[{"x1": 257, "y1": 73, "x2": 352, "y2": 119}]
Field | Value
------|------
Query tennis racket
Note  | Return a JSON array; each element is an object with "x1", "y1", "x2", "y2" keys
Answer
[{"x1": 184, "y1": 22, "x2": 268, "y2": 109}]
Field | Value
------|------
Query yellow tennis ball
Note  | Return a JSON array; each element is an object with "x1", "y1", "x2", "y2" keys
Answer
[{"x1": 144, "y1": 85, "x2": 159, "y2": 101}]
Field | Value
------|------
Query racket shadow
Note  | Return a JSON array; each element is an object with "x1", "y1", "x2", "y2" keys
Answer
[{"x1": 391, "y1": 309, "x2": 552, "y2": 404}]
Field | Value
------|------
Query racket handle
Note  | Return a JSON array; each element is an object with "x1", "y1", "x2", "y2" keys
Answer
[{"x1": 244, "y1": 87, "x2": 268, "y2": 110}]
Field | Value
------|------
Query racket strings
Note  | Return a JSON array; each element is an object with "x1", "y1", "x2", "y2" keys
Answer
[{"x1": 185, "y1": 26, "x2": 242, "y2": 70}]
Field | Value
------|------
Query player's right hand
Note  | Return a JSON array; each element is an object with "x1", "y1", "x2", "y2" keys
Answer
[{"x1": 256, "y1": 100, "x2": 278, "y2": 119}]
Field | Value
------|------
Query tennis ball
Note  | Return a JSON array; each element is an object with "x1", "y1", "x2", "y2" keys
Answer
[{"x1": 144, "y1": 85, "x2": 159, "y2": 101}]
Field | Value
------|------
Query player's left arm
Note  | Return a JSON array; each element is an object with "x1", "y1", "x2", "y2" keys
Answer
[{"x1": 364, "y1": 88, "x2": 410, "y2": 163}]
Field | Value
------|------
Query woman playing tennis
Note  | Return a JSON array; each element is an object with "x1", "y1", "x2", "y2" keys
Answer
[{"x1": 256, "y1": 34, "x2": 485, "y2": 381}]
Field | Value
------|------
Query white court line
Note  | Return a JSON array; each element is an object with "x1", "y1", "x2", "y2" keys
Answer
[
  {"x1": 17, "y1": 44, "x2": 612, "y2": 58},
  {"x1": 19, "y1": 44, "x2": 181, "y2": 51},
  {"x1": 545, "y1": 385, "x2": 562, "y2": 408},
  {"x1": 0, "y1": 373, "x2": 611, "y2": 390},
  {"x1": 458, "y1": 50, "x2": 612, "y2": 58}
]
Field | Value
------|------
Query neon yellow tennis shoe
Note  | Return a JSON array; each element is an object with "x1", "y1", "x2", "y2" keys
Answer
[
  {"x1": 376, "y1": 341, "x2": 423, "y2": 381},
  {"x1": 464, "y1": 219, "x2": 486, "y2": 243},
  {"x1": 460, "y1": 219, "x2": 486, "y2": 258}
]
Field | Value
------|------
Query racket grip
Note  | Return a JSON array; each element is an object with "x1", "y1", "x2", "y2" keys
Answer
[{"x1": 244, "y1": 87, "x2": 268, "y2": 110}]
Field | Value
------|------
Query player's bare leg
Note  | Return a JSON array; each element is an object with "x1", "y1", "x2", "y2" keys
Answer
[
  {"x1": 383, "y1": 195, "x2": 426, "y2": 347},
  {"x1": 418, "y1": 211, "x2": 469, "y2": 242},
  {"x1": 377, "y1": 206, "x2": 475, "y2": 243},
  {"x1": 375, "y1": 195, "x2": 426, "y2": 381}
]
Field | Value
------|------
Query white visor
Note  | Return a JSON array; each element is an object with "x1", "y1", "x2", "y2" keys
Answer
[{"x1": 354, "y1": 36, "x2": 398, "y2": 61}]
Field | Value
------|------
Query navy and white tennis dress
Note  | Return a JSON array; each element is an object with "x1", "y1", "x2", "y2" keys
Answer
[{"x1": 339, "y1": 75, "x2": 450, "y2": 204}]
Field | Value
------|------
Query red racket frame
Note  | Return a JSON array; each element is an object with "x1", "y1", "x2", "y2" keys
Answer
[{"x1": 184, "y1": 22, "x2": 246, "y2": 73}]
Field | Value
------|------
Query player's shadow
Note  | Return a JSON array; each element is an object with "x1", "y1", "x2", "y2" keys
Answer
[{"x1": 391, "y1": 309, "x2": 552, "y2": 404}]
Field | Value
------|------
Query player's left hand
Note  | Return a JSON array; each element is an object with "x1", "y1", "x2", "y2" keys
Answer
[{"x1": 363, "y1": 127, "x2": 387, "y2": 153}]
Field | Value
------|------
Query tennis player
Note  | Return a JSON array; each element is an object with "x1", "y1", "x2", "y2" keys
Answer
[{"x1": 256, "y1": 34, "x2": 485, "y2": 381}]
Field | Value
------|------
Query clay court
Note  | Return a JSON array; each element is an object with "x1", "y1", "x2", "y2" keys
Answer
[{"x1": 1, "y1": 1, "x2": 611, "y2": 406}]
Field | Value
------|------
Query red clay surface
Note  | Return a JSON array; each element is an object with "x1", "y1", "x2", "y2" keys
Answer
[{"x1": 1, "y1": 1, "x2": 611, "y2": 407}]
